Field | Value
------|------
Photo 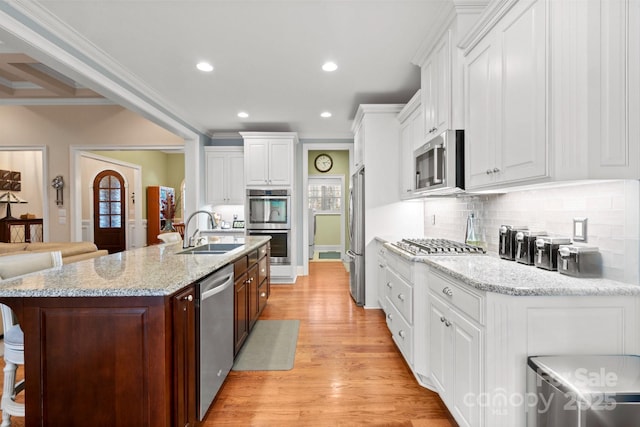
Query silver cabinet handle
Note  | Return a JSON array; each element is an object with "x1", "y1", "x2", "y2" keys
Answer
[
  {"x1": 386, "y1": 282, "x2": 393, "y2": 289},
  {"x1": 442, "y1": 287, "x2": 453, "y2": 296},
  {"x1": 440, "y1": 316, "x2": 446, "y2": 323},
  {"x1": 387, "y1": 313, "x2": 393, "y2": 320},
  {"x1": 379, "y1": 263, "x2": 385, "y2": 268},
  {"x1": 398, "y1": 330, "x2": 406, "y2": 339},
  {"x1": 397, "y1": 293, "x2": 405, "y2": 302},
  {"x1": 486, "y1": 169, "x2": 492, "y2": 175},
  {"x1": 444, "y1": 320, "x2": 452, "y2": 327},
  {"x1": 183, "y1": 294, "x2": 193, "y2": 302},
  {"x1": 493, "y1": 167, "x2": 500, "y2": 173}
]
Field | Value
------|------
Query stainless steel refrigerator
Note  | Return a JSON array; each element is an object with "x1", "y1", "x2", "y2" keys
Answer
[{"x1": 347, "y1": 166, "x2": 365, "y2": 306}]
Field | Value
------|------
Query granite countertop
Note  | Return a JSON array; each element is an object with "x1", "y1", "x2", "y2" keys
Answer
[
  {"x1": 382, "y1": 241, "x2": 640, "y2": 297},
  {"x1": 0, "y1": 236, "x2": 270, "y2": 298}
]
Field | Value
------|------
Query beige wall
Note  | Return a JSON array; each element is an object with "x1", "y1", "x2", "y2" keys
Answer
[
  {"x1": 0, "y1": 105, "x2": 184, "y2": 242},
  {"x1": 0, "y1": 151, "x2": 44, "y2": 219},
  {"x1": 80, "y1": 156, "x2": 137, "y2": 220}
]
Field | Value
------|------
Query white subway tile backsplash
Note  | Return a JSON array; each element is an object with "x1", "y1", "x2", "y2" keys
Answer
[{"x1": 423, "y1": 180, "x2": 640, "y2": 284}]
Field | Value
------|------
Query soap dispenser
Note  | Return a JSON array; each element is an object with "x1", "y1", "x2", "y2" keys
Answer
[{"x1": 465, "y1": 212, "x2": 484, "y2": 248}]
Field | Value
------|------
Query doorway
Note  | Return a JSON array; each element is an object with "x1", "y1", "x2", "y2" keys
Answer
[
  {"x1": 308, "y1": 176, "x2": 344, "y2": 262},
  {"x1": 93, "y1": 169, "x2": 126, "y2": 253}
]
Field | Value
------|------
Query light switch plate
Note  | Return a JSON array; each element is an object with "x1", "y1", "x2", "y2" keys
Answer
[{"x1": 573, "y1": 217, "x2": 588, "y2": 242}]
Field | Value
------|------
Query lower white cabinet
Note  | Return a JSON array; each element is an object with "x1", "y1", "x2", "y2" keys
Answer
[{"x1": 429, "y1": 293, "x2": 482, "y2": 427}]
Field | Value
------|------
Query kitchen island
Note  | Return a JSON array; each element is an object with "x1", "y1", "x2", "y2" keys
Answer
[{"x1": 0, "y1": 236, "x2": 270, "y2": 427}]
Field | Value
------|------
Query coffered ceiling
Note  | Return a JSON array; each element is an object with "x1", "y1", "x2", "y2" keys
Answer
[{"x1": 0, "y1": 1, "x2": 465, "y2": 139}]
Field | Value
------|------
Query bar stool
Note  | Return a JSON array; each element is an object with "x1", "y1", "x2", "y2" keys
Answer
[{"x1": 0, "y1": 251, "x2": 62, "y2": 426}]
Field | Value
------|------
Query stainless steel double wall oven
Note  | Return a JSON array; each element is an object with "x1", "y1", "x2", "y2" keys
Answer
[{"x1": 246, "y1": 189, "x2": 291, "y2": 264}]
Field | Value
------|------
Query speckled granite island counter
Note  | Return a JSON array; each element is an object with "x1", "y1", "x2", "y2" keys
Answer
[
  {"x1": 0, "y1": 236, "x2": 270, "y2": 427},
  {"x1": 375, "y1": 236, "x2": 640, "y2": 427}
]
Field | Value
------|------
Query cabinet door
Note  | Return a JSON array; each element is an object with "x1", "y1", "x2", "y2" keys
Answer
[
  {"x1": 422, "y1": 58, "x2": 436, "y2": 137},
  {"x1": 465, "y1": 37, "x2": 499, "y2": 188},
  {"x1": 497, "y1": 0, "x2": 548, "y2": 184},
  {"x1": 234, "y1": 272, "x2": 249, "y2": 356},
  {"x1": 205, "y1": 151, "x2": 226, "y2": 205},
  {"x1": 245, "y1": 140, "x2": 269, "y2": 186},
  {"x1": 399, "y1": 120, "x2": 415, "y2": 198},
  {"x1": 450, "y1": 309, "x2": 482, "y2": 427},
  {"x1": 248, "y1": 264, "x2": 259, "y2": 329},
  {"x1": 268, "y1": 140, "x2": 292, "y2": 185},
  {"x1": 173, "y1": 286, "x2": 197, "y2": 427},
  {"x1": 428, "y1": 294, "x2": 451, "y2": 398},
  {"x1": 353, "y1": 121, "x2": 364, "y2": 169},
  {"x1": 433, "y1": 31, "x2": 451, "y2": 136},
  {"x1": 227, "y1": 152, "x2": 245, "y2": 204}
]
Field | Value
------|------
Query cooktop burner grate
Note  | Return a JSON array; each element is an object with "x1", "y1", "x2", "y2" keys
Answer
[{"x1": 392, "y1": 238, "x2": 486, "y2": 256}]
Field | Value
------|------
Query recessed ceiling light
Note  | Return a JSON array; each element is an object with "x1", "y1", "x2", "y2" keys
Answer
[
  {"x1": 322, "y1": 62, "x2": 338, "y2": 72},
  {"x1": 321, "y1": 112, "x2": 332, "y2": 118},
  {"x1": 237, "y1": 112, "x2": 249, "y2": 118},
  {"x1": 196, "y1": 62, "x2": 214, "y2": 72}
]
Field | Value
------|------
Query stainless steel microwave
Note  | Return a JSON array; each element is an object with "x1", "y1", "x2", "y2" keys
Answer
[{"x1": 414, "y1": 129, "x2": 465, "y2": 195}]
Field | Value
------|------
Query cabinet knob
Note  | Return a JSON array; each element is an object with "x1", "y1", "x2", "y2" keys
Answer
[
  {"x1": 260, "y1": 292, "x2": 267, "y2": 298},
  {"x1": 493, "y1": 167, "x2": 500, "y2": 173},
  {"x1": 444, "y1": 320, "x2": 452, "y2": 327},
  {"x1": 386, "y1": 282, "x2": 392, "y2": 289},
  {"x1": 398, "y1": 330, "x2": 406, "y2": 339},
  {"x1": 442, "y1": 287, "x2": 453, "y2": 296},
  {"x1": 387, "y1": 313, "x2": 393, "y2": 320},
  {"x1": 397, "y1": 293, "x2": 405, "y2": 302},
  {"x1": 486, "y1": 169, "x2": 492, "y2": 175},
  {"x1": 440, "y1": 316, "x2": 446, "y2": 323},
  {"x1": 379, "y1": 263, "x2": 384, "y2": 268},
  {"x1": 183, "y1": 294, "x2": 193, "y2": 302}
]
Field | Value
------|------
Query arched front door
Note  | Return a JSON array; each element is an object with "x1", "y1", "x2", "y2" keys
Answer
[{"x1": 93, "y1": 170, "x2": 126, "y2": 254}]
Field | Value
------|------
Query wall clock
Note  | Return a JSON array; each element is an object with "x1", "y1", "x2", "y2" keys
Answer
[{"x1": 314, "y1": 153, "x2": 333, "y2": 173}]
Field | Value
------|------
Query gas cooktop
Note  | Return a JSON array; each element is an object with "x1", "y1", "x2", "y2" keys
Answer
[{"x1": 392, "y1": 238, "x2": 486, "y2": 256}]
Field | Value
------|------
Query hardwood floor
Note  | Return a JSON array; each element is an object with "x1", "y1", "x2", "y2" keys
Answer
[{"x1": 203, "y1": 262, "x2": 457, "y2": 426}]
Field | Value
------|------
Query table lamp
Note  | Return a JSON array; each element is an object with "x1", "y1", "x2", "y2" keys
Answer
[{"x1": 0, "y1": 192, "x2": 28, "y2": 220}]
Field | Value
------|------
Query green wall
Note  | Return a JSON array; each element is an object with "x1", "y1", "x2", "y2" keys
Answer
[
  {"x1": 308, "y1": 150, "x2": 350, "y2": 251},
  {"x1": 91, "y1": 151, "x2": 185, "y2": 219}
]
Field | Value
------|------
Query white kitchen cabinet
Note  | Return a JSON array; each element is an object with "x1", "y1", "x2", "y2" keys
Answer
[
  {"x1": 428, "y1": 270, "x2": 483, "y2": 427},
  {"x1": 397, "y1": 91, "x2": 423, "y2": 199},
  {"x1": 204, "y1": 147, "x2": 244, "y2": 205},
  {"x1": 422, "y1": 31, "x2": 451, "y2": 139},
  {"x1": 376, "y1": 240, "x2": 388, "y2": 313},
  {"x1": 353, "y1": 120, "x2": 364, "y2": 170},
  {"x1": 240, "y1": 133, "x2": 297, "y2": 187},
  {"x1": 588, "y1": 0, "x2": 640, "y2": 178},
  {"x1": 384, "y1": 250, "x2": 415, "y2": 365},
  {"x1": 463, "y1": 0, "x2": 548, "y2": 189}
]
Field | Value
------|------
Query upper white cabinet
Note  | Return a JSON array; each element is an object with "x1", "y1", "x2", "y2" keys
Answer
[
  {"x1": 353, "y1": 120, "x2": 365, "y2": 170},
  {"x1": 204, "y1": 147, "x2": 244, "y2": 205},
  {"x1": 240, "y1": 132, "x2": 297, "y2": 187},
  {"x1": 422, "y1": 31, "x2": 451, "y2": 138},
  {"x1": 461, "y1": 0, "x2": 639, "y2": 191},
  {"x1": 397, "y1": 91, "x2": 424, "y2": 198},
  {"x1": 588, "y1": 0, "x2": 639, "y2": 178},
  {"x1": 464, "y1": 0, "x2": 547, "y2": 189}
]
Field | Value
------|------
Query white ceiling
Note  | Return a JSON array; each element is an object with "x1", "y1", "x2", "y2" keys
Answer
[{"x1": 0, "y1": 1, "x2": 451, "y2": 139}]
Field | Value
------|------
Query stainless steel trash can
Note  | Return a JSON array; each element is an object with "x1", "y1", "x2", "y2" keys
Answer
[{"x1": 527, "y1": 355, "x2": 640, "y2": 427}]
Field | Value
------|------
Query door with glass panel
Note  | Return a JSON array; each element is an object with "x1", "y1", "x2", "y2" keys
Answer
[
  {"x1": 308, "y1": 176, "x2": 344, "y2": 260},
  {"x1": 93, "y1": 170, "x2": 126, "y2": 253}
]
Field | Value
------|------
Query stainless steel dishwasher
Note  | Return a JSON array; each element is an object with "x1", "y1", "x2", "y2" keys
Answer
[{"x1": 198, "y1": 264, "x2": 234, "y2": 421}]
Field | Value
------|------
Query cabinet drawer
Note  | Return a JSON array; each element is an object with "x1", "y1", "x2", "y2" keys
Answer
[
  {"x1": 258, "y1": 257, "x2": 268, "y2": 283},
  {"x1": 234, "y1": 256, "x2": 248, "y2": 277},
  {"x1": 258, "y1": 244, "x2": 268, "y2": 259},
  {"x1": 248, "y1": 249, "x2": 259, "y2": 265},
  {"x1": 385, "y1": 269, "x2": 413, "y2": 323},
  {"x1": 428, "y1": 270, "x2": 484, "y2": 324},
  {"x1": 386, "y1": 251, "x2": 413, "y2": 282},
  {"x1": 385, "y1": 301, "x2": 413, "y2": 365}
]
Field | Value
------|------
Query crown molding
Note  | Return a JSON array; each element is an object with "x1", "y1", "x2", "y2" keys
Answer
[
  {"x1": 458, "y1": 0, "x2": 517, "y2": 54},
  {"x1": 239, "y1": 132, "x2": 300, "y2": 143},
  {"x1": 0, "y1": 97, "x2": 115, "y2": 106},
  {"x1": 351, "y1": 104, "x2": 405, "y2": 132},
  {"x1": 397, "y1": 90, "x2": 421, "y2": 123},
  {"x1": 0, "y1": 0, "x2": 206, "y2": 138}
]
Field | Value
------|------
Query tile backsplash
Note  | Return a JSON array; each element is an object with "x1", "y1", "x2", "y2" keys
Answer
[{"x1": 423, "y1": 180, "x2": 640, "y2": 284}]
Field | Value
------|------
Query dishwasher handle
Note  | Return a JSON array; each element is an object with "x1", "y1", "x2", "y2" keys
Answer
[{"x1": 200, "y1": 267, "x2": 234, "y2": 300}]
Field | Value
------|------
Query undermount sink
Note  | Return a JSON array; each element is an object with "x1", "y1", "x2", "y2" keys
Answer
[{"x1": 176, "y1": 242, "x2": 244, "y2": 255}]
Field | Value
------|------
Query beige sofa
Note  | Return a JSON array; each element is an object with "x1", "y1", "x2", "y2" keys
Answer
[{"x1": 0, "y1": 242, "x2": 108, "y2": 264}]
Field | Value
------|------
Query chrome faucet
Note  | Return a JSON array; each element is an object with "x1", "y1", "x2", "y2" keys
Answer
[{"x1": 183, "y1": 210, "x2": 214, "y2": 248}]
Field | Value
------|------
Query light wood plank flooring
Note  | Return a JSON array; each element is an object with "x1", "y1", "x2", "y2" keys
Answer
[{"x1": 203, "y1": 262, "x2": 456, "y2": 426}]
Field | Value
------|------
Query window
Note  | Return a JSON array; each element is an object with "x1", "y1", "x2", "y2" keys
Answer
[
  {"x1": 97, "y1": 174, "x2": 123, "y2": 228},
  {"x1": 308, "y1": 178, "x2": 342, "y2": 213}
]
